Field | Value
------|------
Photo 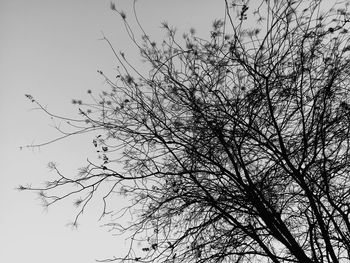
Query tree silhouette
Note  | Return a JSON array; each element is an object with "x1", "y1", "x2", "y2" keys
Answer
[{"x1": 21, "y1": 0, "x2": 350, "y2": 262}]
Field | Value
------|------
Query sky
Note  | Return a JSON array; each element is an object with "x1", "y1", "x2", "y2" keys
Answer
[{"x1": 0, "y1": 1, "x2": 224, "y2": 262}]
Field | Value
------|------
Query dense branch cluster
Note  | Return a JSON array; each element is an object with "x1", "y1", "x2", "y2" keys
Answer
[{"x1": 22, "y1": 0, "x2": 350, "y2": 262}]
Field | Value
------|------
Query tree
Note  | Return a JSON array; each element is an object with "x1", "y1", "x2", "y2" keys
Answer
[{"x1": 21, "y1": 0, "x2": 350, "y2": 262}]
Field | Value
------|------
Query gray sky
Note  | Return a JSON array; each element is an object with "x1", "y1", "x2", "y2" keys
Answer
[{"x1": 0, "y1": 0, "x2": 224, "y2": 262}]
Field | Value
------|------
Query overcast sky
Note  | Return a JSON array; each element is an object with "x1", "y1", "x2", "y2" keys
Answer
[{"x1": 0, "y1": 1, "x2": 225, "y2": 262}]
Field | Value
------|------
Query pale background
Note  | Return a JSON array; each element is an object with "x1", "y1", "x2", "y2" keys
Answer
[{"x1": 0, "y1": 0, "x2": 224, "y2": 262}]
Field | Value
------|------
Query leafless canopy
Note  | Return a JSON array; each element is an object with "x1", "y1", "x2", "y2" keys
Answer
[{"x1": 22, "y1": 0, "x2": 350, "y2": 262}]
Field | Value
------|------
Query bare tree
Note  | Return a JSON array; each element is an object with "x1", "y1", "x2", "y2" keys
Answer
[{"x1": 21, "y1": 0, "x2": 350, "y2": 262}]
